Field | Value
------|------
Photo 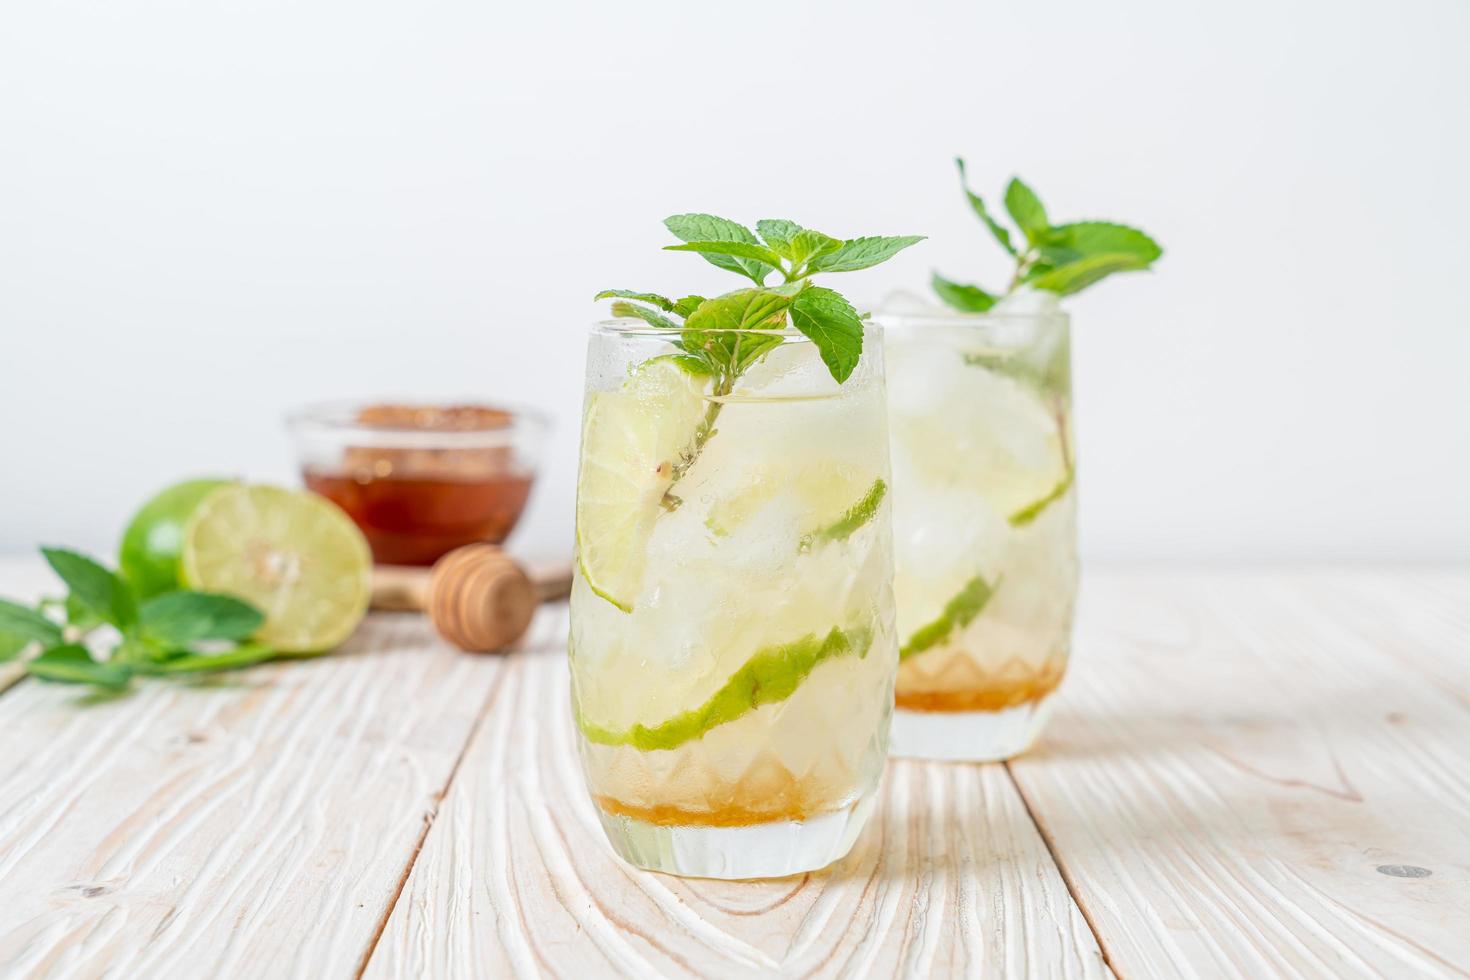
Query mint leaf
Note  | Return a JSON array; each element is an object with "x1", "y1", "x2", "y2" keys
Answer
[
  {"x1": 931, "y1": 272, "x2": 997, "y2": 312},
  {"x1": 664, "y1": 212, "x2": 761, "y2": 245},
  {"x1": 789, "y1": 287, "x2": 864, "y2": 383},
  {"x1": 63, "y1": 592, "x2": 103, "y2": 630},
  {"x1": 28, "y1": 644, "x2": 132, "y2": 689},
  {"x1": 610, "y1": 301, "x2": 679, "y2": 330},
  {"x1": 140, "y1": 591, "x2": 263, "y2": 646},
  {"x1": 114, "y1": 634, "x2": 169, "y2": 665},
  {"x1": 664, "y1": 240, "x2": 785, "y2": 271},
  {"x1": 807, "y1": 235, "x2": 925, "y2": 274},
  {"x1": 733, "y1": 333, "x2": 784, "y2": 373},
  {"x1": 594, "y1": 289, "x2": 675, "y2": 310},
  {"x1": 671, "y1": 295, "x2": 706, "y2": 317},
  {"x1": 1027, "y1": 253, "x2": 1151, "y2": 295},
  {"x1": 664, "y1": 213, "x2": 775, "y2": 284},
  {"x1": 767, "y1": 280, "x2": 810, "y2": 298},
  {"x1": 788, "y1": 229, "x2": 843, "y2": 267},
  {"x1": 0, "y1": 633, "x2": 28, "y2": 661},
  {"x1": 1038, "y1": 222, "x2": 1161, "y2": 266},
  {"x1": 756, "y1": 218, "x2": 802, "y2": 257},
  {"x1": 943, "y1": 166, "x2": 1163, "y2": 305},
  {"x1": 41, "y1": 548, "x2": 137, "y2": 629},
  {"x1": 754, "y1": 222, "x2": 843, "y2": 268},
  {"x1": 0, "y1": 598, "x2": 64, "y2": 645},
  {"x1": 1004, "y1": 177, "x2": 1048, "y2": 242},
  {"x1": 663, "y1": 351, "x2": 719, "y2": 376},
  {"x1": 684, "y1": 289, "x2": 790, "y2": 335},
  {"x1": 151, "y1": 642, "x2": 276, "y2": 675},
  {"x1": 956, "y1": 158, "x2": 1016, "y2": 256}
]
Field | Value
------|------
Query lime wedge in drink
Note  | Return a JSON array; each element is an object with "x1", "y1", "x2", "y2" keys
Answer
[
  {"x1": 181, "y1": 485, "x2": 371, "y2": 653},
  {"x1": 704, "y1": 461, "x2": 879, "y2": 542},
  {"x1": 893, "y1": 356, "x2": 1070, "y2": 518},
  {"x1": 575, "y1": 356, "x2": 711, "y2": 612}
]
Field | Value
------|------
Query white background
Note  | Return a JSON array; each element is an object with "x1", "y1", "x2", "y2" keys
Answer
[{"x1": 3, "y1": 0, "x2": 1467, "y2": 562}]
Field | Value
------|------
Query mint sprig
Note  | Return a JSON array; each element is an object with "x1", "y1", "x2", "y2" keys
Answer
[
  {"x1": 602, "y1": 213, "x2": 922, "y2": 387},
  {"x1": 597, "y1": 215, "x2": 921, "y2": 507},
  {"x1": 0, "y1": 546, "x2": 273, "y2": 690},
  {"x1": 934, "y1": 159, "x2": 1162, "y2": 311}
]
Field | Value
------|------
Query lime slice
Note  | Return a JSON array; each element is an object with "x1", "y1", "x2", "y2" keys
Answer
[
  {"x1": 576, "y1": 624, "x2": 873, "y2": 751},
  {"x1": 899, "y1": 573, "x2": 996, "y2": 660},
  {"x1": 704, "y1": 460, "x2": 877, "y2": 540},
  {"x1": 799, "y1": 478, "x2": 887, "y2": 550},
  {"x1": 181, "y1": 485, "x2": 371, "y2": 653},
  {"x1": 575, "y1": 356, "x2": 711, "y2": 611},
  {"x1": 892, "y1": 353, "x2": 1070, "y2": 517}
]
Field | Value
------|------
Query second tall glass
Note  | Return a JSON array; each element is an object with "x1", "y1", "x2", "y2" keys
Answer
[
  {"x1": 883, "y1": 307, "x2": 1078, "y2": 761},
  {"x1": 569, "y1": 320, "x2": 896, "y2": 879}
]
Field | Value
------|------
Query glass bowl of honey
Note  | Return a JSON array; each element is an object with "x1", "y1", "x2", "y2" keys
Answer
[{"x1": 287, "y1": 401, "x2": 549, "y2": 566}]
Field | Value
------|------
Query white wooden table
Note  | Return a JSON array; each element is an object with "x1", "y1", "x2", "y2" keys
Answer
[{"x1": 1, "y1": 563, "x2": 1466, "y2": 979}]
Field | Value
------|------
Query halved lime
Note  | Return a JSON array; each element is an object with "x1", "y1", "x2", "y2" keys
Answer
[
  {"x1": 575, "y1": 356, "x2": 711, "y2": 612},
  {"x1": 181, "y1": 484, "x2": 371, "y2": 653},
  {"x1": 119, "y1": 478, "x2": 233, "y2": 598}
]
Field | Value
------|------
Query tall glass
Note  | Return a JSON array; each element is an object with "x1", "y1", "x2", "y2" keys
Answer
[
  {"x1": 570, "y1": 320, "x2": 896, "y2": 879},
  {"x1": 883, "y1": 309, "x2": 1077, "y2": 761}
]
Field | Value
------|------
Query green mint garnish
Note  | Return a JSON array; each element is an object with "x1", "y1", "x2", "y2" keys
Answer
[
  {"x1": 42, "y1": 547, "x2": 138, "y2": 631},
  {"x1": 934, "y1": 158, "x2": 1162, "y2": 310},
  {"x1": 599, "y1": 213, "x2": 923, "y2": 386},
  {"x1": 899, "y1": 574, "x2": 997, "y2": 660},
  {"x1": 599, "y1": 214, "x2": 921, "y2": 508},
  {"x1": 0, "y1": 546, "x2": 273, "y2": 690},
  {"x1": 27, "y1": 644, "x2": 133, "y2": 689},
  {"x1": 138, "y1": 590, "x2": 265, "y2": 646},
  {"x1": 0, "y1": 597, "x2": 65, "y2": 648}
]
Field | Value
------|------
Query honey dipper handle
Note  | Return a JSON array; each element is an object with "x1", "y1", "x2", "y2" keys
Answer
[
  {"x1": 371, "y1": 564, "x2": 435, "y2": 612},
  {"x1": 527, "y1": 560, "x2": 573, "y2": 603},
  {"x1": 429, "y1": 544, "x2": 537, "y2": 652}
]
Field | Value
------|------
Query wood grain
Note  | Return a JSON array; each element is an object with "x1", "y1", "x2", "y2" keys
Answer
[
  {"x1": 363, "y1": 605, "x2": 1107, "y2": 980},
  {"x1": 6, "y1": 560, "x2": 1467, "y2": 978},
  {"x1": 1008, "y1": 569, "x2": 1470, "y2": 979},
  {"x1": 0, "y1": 607, "x2": 515, "y2": 979}
]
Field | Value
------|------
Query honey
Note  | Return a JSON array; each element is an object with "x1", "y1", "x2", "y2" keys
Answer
[
  {"x1": 895, "y1": 656, "x2": 1066, "y2": 713},
  {"x1": 293, "y1": 402, "x2": 540, "y2": 566},
  {"x1": 593, "y1": 769, "x2": 847, "y2": 828},
  {"x1": 304, "y1": 469, "x2": 533, "y2": 566}
]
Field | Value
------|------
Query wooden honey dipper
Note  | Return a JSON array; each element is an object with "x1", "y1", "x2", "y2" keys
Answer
[{"x1": 370, "y1": 544, "x2": 572, "y2": 652}]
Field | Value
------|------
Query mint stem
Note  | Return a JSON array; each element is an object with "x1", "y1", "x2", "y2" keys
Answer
[
  {"x1": 660, "y1": 370, "x2": 733, "y2": 511},
  {"x1": 1007, "y1": 246, "x2": 1041, "y2": 293}
]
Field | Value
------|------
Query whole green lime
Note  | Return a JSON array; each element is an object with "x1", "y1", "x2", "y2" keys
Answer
[{"x1": 119, "y1": 479, "x2": 233, "y2": 598}]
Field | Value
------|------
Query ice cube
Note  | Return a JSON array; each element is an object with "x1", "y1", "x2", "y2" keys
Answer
[
  {"x1": 991, "y1": 286, "x2": 1062, "y2": 316},
  {"x1": 736, "y1": 339, "x2": 839, "y2": 398},
  {"x1": 885, "y1": 339, "x2": 971, "y2": 418},
  {"x1": 874, "y1": 289, "x2": 945, "y2": 316}
]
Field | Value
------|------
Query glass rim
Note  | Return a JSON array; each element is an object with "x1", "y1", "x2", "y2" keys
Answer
[
  {"x1": 285, "y1": 398, "x2": 552, "y2": 448},
  {"x1": 593, "y1": 316, "x2": 884, "y2": 340},
  {"x1": 871, "y1": 306, "x2": 1070, "y2": 328}
]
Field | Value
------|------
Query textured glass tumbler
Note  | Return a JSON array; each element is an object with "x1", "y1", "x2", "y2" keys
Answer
[
  {"x1": 569, "y1": 320, "x2": 897, "y2": 878},
  {"x1": 884, "y1": 309, "x2": 1077, "y2": 761}
]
